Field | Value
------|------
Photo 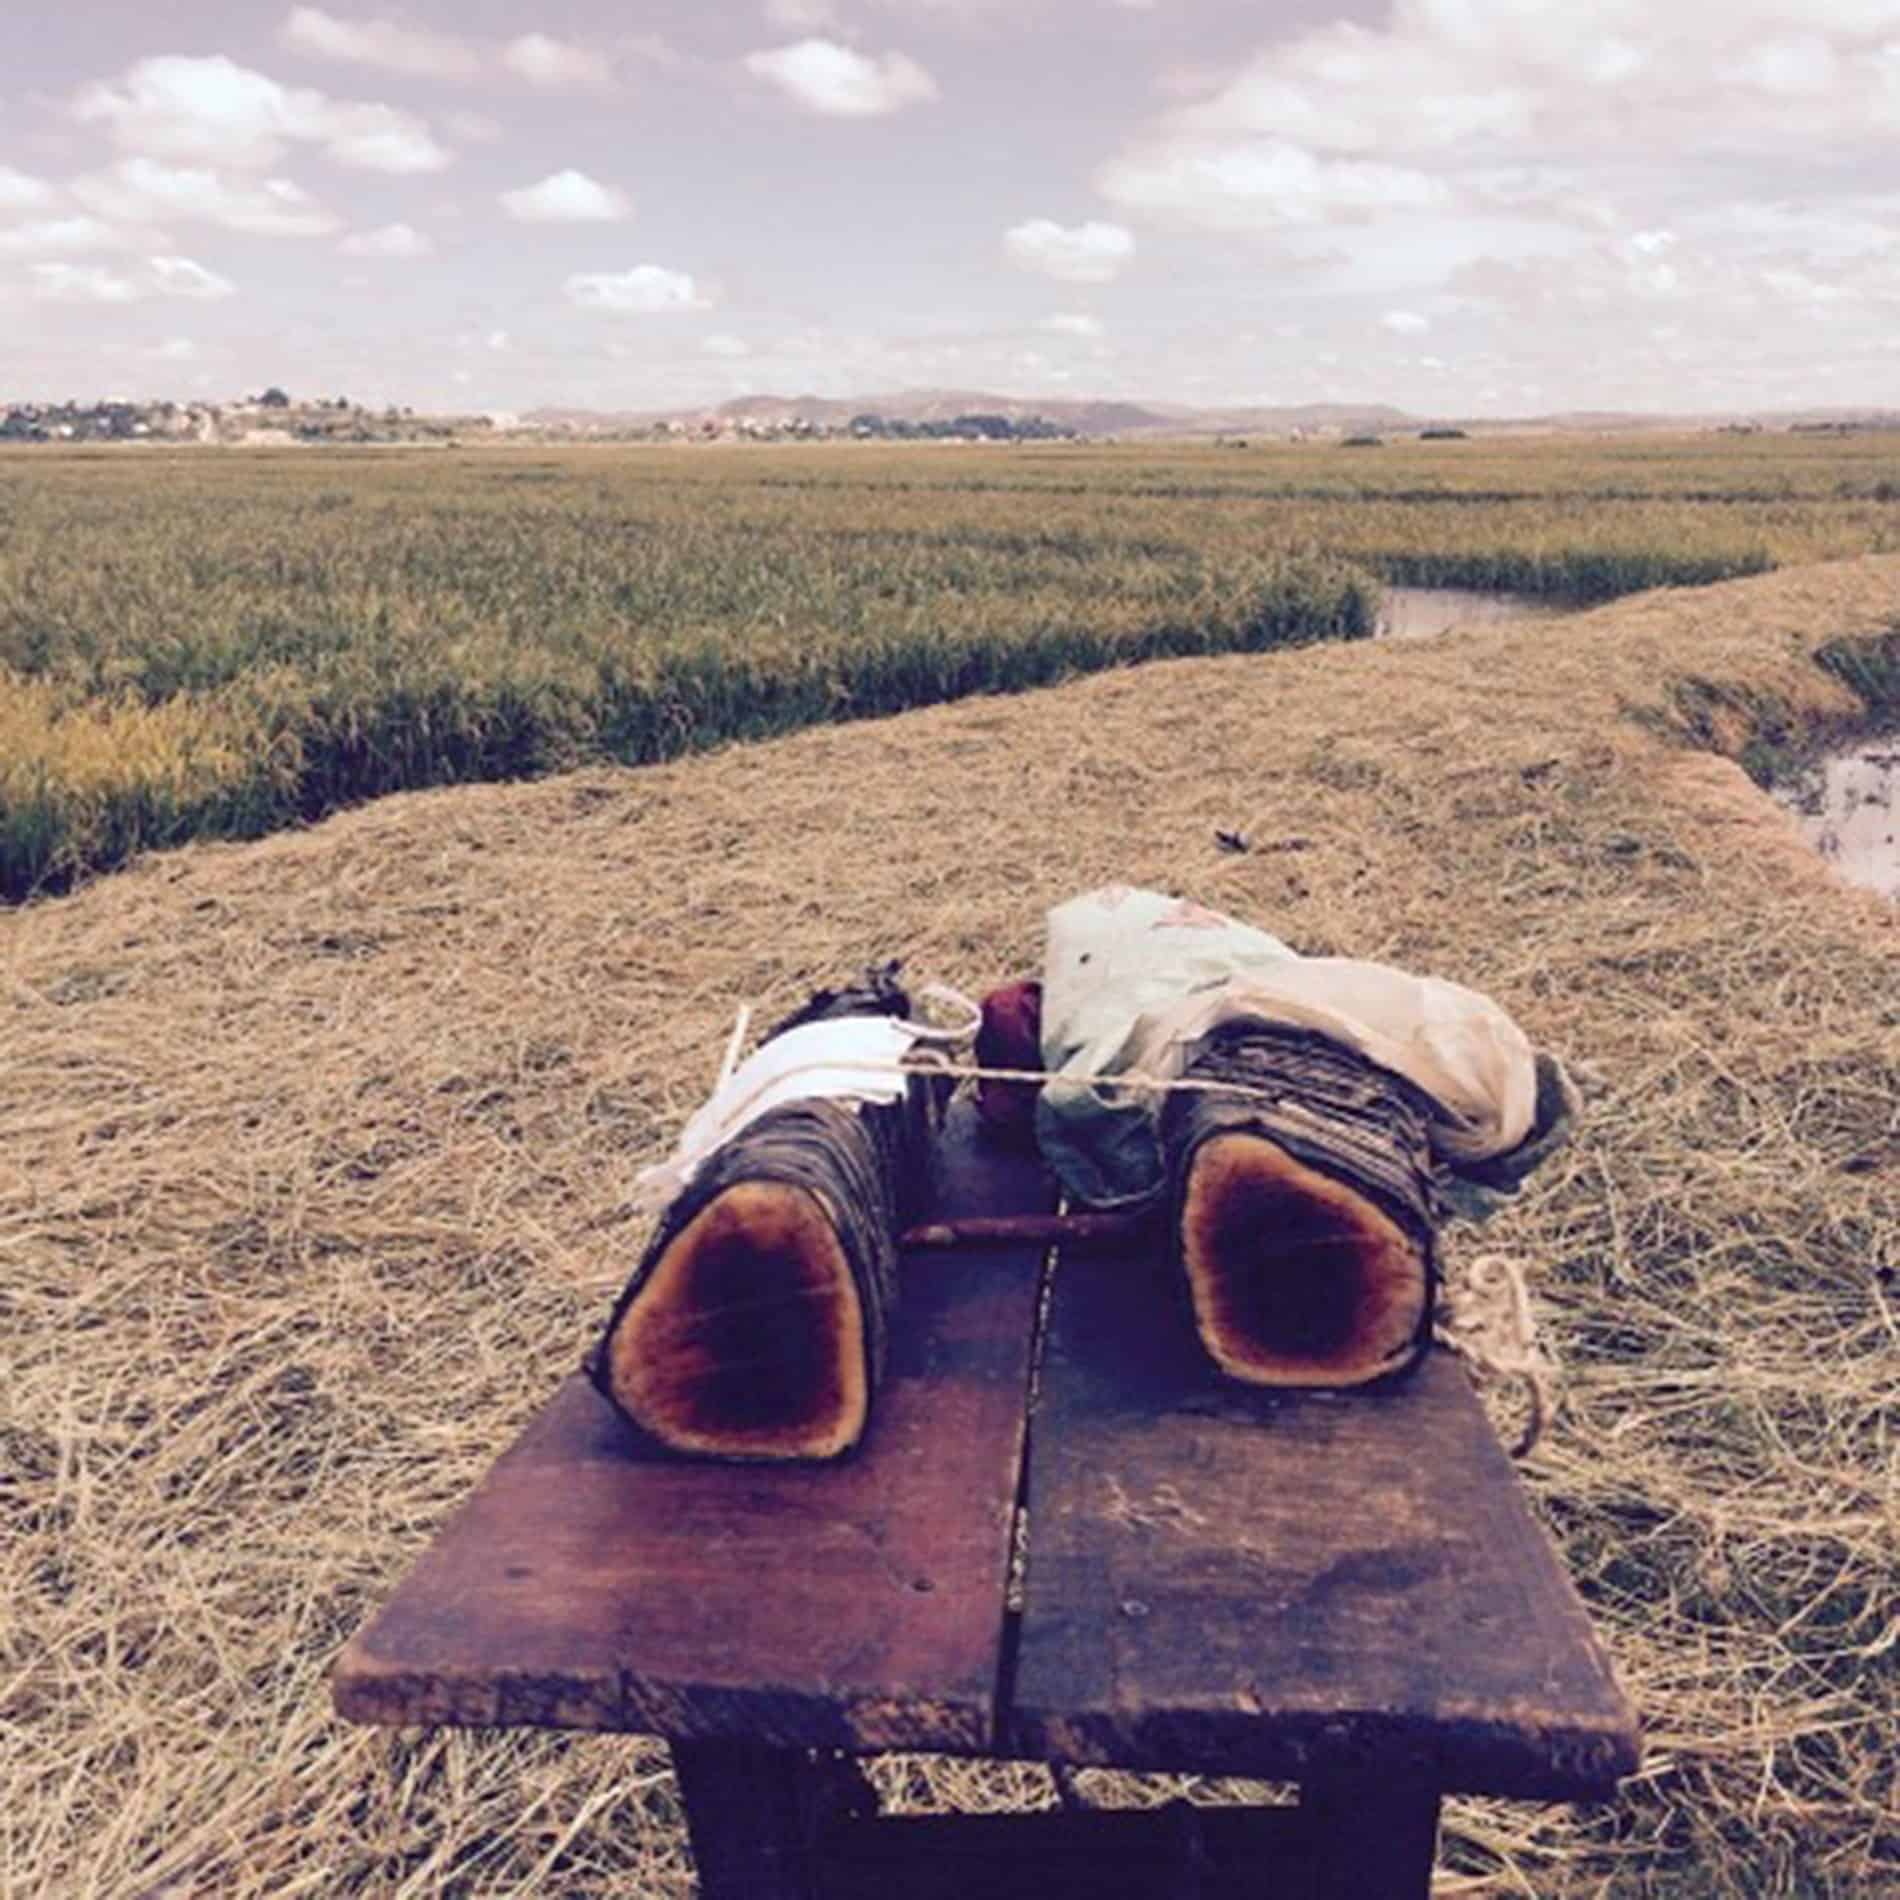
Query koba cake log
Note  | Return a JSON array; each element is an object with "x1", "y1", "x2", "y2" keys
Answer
[
  {"x1": 1163, "y1": 1022, "x2": 1440, "y2": 1388},
  {"x1": 591, "y1": 978, "x2": 940, "y2": 1461}
]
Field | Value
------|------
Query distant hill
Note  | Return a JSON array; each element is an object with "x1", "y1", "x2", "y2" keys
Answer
[
  {"x1": 713, "y1": 389, "x2": 1188, "y2": 434},
  {"x1": 1192, "y1": 402, "x2": 1417, "y2": 433},
  {"x1": 521, "y1": 388, "x2": 1422, "y2": 439},
  {"x1": 516, "y1": 389, "x2": 1900, "y2": 441},
  {"x1": 521, "y1": 404, "x2": 665, "y2": 430}
]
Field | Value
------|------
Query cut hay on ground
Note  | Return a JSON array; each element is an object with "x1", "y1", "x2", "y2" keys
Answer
[{"x1": 4, "y1": 557, "x2": 1896, "y2": 1898}]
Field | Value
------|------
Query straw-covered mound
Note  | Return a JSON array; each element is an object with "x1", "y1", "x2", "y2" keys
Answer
[{"x1": 5, "y1": 557, "x2": 1896, "y2": 1897}]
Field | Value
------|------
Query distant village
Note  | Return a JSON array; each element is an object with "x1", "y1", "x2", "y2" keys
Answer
[
  {"x1": 658, "y1": 411, "x2": 1077, "y2": 442},
  {"x1": 0, "y1": 389, "x2": 486, "y2": 447},
  {"x1": 5, "y1": 389, "x2": 1890, "y2": 449},
  {"x1": 0, "y1": 389, "x2": 1081, "y2": 448}
]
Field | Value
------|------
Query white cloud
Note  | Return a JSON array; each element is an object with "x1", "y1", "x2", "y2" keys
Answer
[
  {"x1": 1720, "y1": 34, "x2": 1840, "y2": 98},
  {"x1": 486, "y1": 329, "x2": 510, "y2": 351},
  {"x1": 282, "y1": 13, "x2": 618, "y2": 91},
  {"x1": 565, "y1": 264, "x2": 708, "y2": 313},
  {"x1": 501, "y1": 34, "x2": 615, "y2": 91},
  {"x1": 280, "y1": 8, "x2": 480, "y2": 80},
  {"x1": 1382, "y1": 309, "x2": 1430, "y2": 333},
  {"x1": 73, "y1": 55, "x2": 450, "y2": 174},
  {"x1": 1004, "y1": 218, "x2": 1134, "y2": 283},
  {"x1": 74, "y1": 158, "x2": 337, "y2": 237},
  {"x1": 0, "y1": 216, "x2": 144, "y2": 259},
  {"x1": 744, "y1": 39, "x2": 938, "y2": 116},
  {"x1": 1411, "y1": 221, "x2": 1900, "y2": 410},
  {"x1": 1468, "y1": 167, "x2": 1619, "y2": 232},
  {"x1": 1178, "y1": 25, "x2": 1536, "y2": 158},
  {"x1": 0, "y1": 166, "x2": 57, "y2": 213},
  {"x1": 1759, "y1": 263, "x2": 1853, "y2": 306},
  {"x1": 1699, "y1": 193, "x2": 1900, "y2": 256},
  {"x1": 339, "y1": 220, "x2": 431, "y2": 257},
  {"x1": 149, "y1": 335, "x2": 198, "y2": 360},
  {"x1": 149, "y1": 255, "x2": 235, "y2": 299},
  {"x1": 1100, "y1": 140, "x2": 1449, "y2": 231},
  {"x1": 1039, "y1": 311, "x2": 1104, "y2": 337},
  {"x1": 499, "y1": 170, "x2": 631, "y2": 223},
  {"x1": 31, "y1": 262, "x2": 138, "y2": 304},
  {"x1": 74, "y1": 57, "x2": 288, "y2": 168},
  {"x1": 1094, "y1": 1, "x2": 1900, "y2": 281},
  {"x1": 1450, "y1": 232, "x2": 1725, "y2": 317},
  {"x1": 326, "y1": 121, "x2": 450, "y2": 172},
  {"x1": 28, "y1": 255, "x2": 229, "y2": 303},
  {"x1": 702, "y1": 332, "x2": 751, "y2": 355}
]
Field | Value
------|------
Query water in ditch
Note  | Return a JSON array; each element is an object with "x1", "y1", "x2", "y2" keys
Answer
[
  {"x1": 1374, "y1": 587, "x2": 1574, "y2": 640},
  {"x1": 1773, "y1": 737, "x2": 1899, "y2": 902}
]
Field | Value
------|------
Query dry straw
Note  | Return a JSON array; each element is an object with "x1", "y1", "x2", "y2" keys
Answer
[{"x1": 3, "y1": 555, "x2": 1897, "y2": 1897}]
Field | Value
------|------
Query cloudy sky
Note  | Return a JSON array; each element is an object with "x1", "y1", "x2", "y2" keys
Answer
[{"x1": 5, "y1": 1, "x2": 1900, "y2": 417}]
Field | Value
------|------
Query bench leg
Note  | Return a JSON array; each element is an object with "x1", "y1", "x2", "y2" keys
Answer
[
  {"x1": 1298, "y1": 1776, "x2": 1440, "y2": 1900},
  {"x1": 671, "y1": 1741, "x2": 874, "y2": 1900}
]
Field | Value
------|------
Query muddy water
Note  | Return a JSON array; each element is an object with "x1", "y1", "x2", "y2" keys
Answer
[
  {"x1": 1775, "y1": 738, "x2": 1900, "y2": 901},
  {"x1": 1374, "y1": 586, "x2": 1573, "y2": 640}
]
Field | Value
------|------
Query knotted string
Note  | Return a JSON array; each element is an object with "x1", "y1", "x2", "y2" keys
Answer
[
  {"x1": 663, "y1": 993, "x2": 1561, "y2": 1456},
  {"x1": 1434, "y1": 1252, "x2": 1556, "y2": 1456}
]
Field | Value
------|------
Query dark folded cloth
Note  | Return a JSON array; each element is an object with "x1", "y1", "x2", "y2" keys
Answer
[{"x1": 973, "y1": 977, "x2": 1044, "y2": 1146}]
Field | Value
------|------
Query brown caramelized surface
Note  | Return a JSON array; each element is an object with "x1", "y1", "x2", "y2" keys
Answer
[
  {"x1": 607, "y1": 1182, "x2": 867, "y2": 1459},
  {"x1": 1180, "y1": 1132, "x2": 1425, "y2": 1387}
]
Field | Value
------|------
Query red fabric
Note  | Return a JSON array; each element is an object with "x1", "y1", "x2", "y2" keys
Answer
[{"x1": 974, "y1": 979, "x2": 1043, "y2": 1145}]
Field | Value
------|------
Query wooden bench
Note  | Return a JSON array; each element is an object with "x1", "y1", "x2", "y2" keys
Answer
[{"x1": 333, "y1": 1101, "x2": 1639, "y2": 1897}]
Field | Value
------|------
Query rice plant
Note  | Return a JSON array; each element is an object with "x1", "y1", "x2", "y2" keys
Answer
[{"x1": 3, "y1": 428, "x2": 1895, "y2": 899}]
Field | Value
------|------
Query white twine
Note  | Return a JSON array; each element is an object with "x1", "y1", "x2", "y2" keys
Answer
[
  {"x1": 712, "y1": 1004, "x2": 752, "y2": 1094},
  {"x1": 1433, "y1": 1252, "x2": 1556, "y2": 1458},
  {"x1": 905, "y1": 981, "x2": 986, "y2": 1045},
  {"x1": 771, "y1": 1048, "x2": 1336, "y2": 1104},
  {"x1": 662, "y1": 990, "x2": 1560, "y2": 1457}
]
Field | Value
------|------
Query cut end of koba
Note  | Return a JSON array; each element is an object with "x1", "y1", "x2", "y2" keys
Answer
[
  {"x1": 603, "y1": 1181, "x2": 869, "y2": 1460},
  {"x1": 1179, "y1": 1131, "x2": 1427, "y2": 1388}
]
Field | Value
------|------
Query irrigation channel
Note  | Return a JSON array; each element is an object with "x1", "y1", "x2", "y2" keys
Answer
[
  {"x1": 1373, "y1": 588, "x2": 1894, "y2": 903},
  {"x1": 1774, "y1": 736, "x2": 1900, "y2": 902},
  {"x1": 1373, "y1": 586, "x2": 1573, "y2": 640}
]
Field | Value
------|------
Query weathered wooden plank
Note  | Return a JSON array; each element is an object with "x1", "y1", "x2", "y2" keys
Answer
[
  {"x1": 332, "y1": 1098, "x2": 1053, "y2": 1752},
  {"x1": 1006, "y1": 1246, "x2": 1640, "y2": 1800}
]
